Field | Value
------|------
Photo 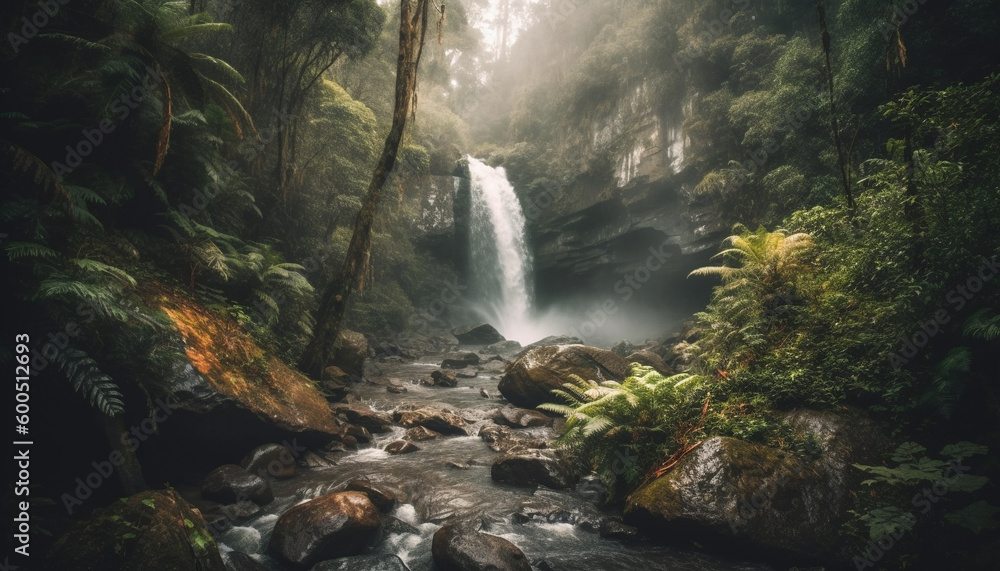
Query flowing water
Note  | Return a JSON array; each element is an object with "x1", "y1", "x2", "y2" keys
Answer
[
  {"x1": 465, "y1": 156, "x2": 537, "y2": 342},
  {"x1": 215, "y1": 360, "x2": 773, "y2": 571}
]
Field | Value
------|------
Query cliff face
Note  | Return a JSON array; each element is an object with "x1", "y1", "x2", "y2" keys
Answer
[{"x1": 526, "y1": 82, "x2": 725, "y2": 306}]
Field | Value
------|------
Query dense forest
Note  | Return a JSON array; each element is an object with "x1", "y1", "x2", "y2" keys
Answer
[{"x1": 2, "y1": 1, "x2": 999, "y2": 570}]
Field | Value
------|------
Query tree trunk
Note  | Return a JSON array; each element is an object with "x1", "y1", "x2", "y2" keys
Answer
[
  {"x1": 300, "y1": 0, "x2": 432, "y2": 378},
  {"x1": 97, "y1": 413, "x2": 147, "y2": 495},
  {"x1": 817, "y1": 3, "x2": 854, "y2": 209}
]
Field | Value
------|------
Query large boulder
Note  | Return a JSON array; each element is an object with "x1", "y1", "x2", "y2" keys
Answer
[
  {"x1": 150, "y1": 292, "x2": 341, "y2": 477},
  {"x1": 624, "y1": 411, "x2": 888, "y2": 562},
  {"x1": 498, "y1": 345, "x2": 631, "y2": 408},
  {"x1": 393, "y1": 407, "x2": 469, "y2": 436},
  {"x1": 432, "y1": 524, "x2": 532, "y2": 571},
  {"x1": 47, "y1": 489, "x2": 226, "y2": 570},
  {"x1": 201, "y1": 464, "x2": 274, "y2": 505},
  {"x1": 268, "y1": 492, "x2": 381, "y2": 568},
  {"x1": 491, "y1": 450, "x2": 577, "y2": 489},
  {"x1": 332, "y1": 330, "x2": 368, "y2": 378},
  {"x1": 517, "y1": 335, "x2": 584, "y2": 356},
  {"x1": 452, "y1": 323, "x2": 506, "y2": 345}
]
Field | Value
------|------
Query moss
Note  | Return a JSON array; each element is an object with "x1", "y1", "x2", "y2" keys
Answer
[
  {"x1": 47, "y1": 489, "x2": 226, "y2": 570},
  {"x1": 156, "y1": 287, "x2": 338, "y2": 435}
]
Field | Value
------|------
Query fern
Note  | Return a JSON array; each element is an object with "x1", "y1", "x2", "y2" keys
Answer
[
  {"x1": 964, "y1": 309, "x2": 1000, "y2": 342},
  {"x1": 5, "y1": 241, "x2": 58, "y2": 261},
  {"x1": 541, "y1": 367, "x2": 710, "y2": 499},
  {"x1": 54, "y1": 348, "x2": 125, "y2": 416}
]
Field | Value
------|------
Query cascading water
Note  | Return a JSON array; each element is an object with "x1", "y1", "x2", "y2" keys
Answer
[{"x1": 464, "y1": 156, "x2": 535, "y2": 341}]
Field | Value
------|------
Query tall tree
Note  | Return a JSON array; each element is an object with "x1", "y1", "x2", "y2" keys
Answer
[{"x1": 300, "y1": 0, "x2": 435, "y2": 377}]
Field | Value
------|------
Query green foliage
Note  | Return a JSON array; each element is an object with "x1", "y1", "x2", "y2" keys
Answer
[
  {"x1": 53, "y1": 348, "x2": 125, "y2": 417},
  {"x1": 853, "y1": 441, "x2": 995, "y2": 540},
  {"x1": 541, "y1": 367, "x2": 711, "y2": 498}
]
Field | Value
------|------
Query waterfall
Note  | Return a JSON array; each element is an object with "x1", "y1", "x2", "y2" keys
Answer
[{"x1": 464, "y1": 156, "x2": 534, "y2": 341}]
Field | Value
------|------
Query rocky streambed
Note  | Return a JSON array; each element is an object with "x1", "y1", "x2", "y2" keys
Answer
[
  {"x1": 202, "y1": 356, "x2": 773, "y2": 570},
  {"x1": 48, "y1": 328, "x2": 882, "y2": 570}
]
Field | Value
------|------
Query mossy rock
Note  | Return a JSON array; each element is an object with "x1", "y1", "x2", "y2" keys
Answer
[{"x1": 47, "y1": 489, "x2": 225, "y2": 570}]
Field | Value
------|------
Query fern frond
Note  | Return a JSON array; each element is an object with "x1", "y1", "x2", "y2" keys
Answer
[
  {"x1": 5, "y1": 241, "x2": 58, "y2": 261},
  {"x1": 964, "y1": 309, "x2": 1000, "y2": 342},
  {"x1": 54, "y1": 349, "x2": 124, "y2": 416}
]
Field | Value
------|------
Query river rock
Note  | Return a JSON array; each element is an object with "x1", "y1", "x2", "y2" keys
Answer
[
  {"x1": 332, "y1": 330, "x2": 368, "y2": 378},
  {"x1": 432, "y1": 524, "x2": 532, "y2": 571},
  {"x1": 202, "y1": 464, "x2": 274, "y2": 505},
  {"x1": 431, "y1": 369, "x2": 459, "y2": 387},
  {"x1": 268, "y1": 492, "x2": 381, "y2": 568},
  {"x1": 312, "y1": 554, "x2": 411, "y2": 571},
  {"x1": 387, "y1": 383, "x2": 408, "y2": 394},
  {"x1": 319, "y1": 366, "x2": 352, "y2": 401},
  {"x1": 47, "y1": 489, "x2": 225, "y2": 570},
  {"x1": 499, "y1": 345, "x2": 630, "y2": 408},
  {"x1": 406, "y1": 426, "x2": 443, "y2": 441},
  {"x1": 481, "y1": 339, "x2": 523, "y2": 356},
  {"x1": 345, "y1": 480, "x2": 398, "y2": 513},
  {"x1": 394, "y1": 407, "x2": 469, "y2": 435},
  {"x1": 599, "y1": 518, "x2": 641, "y2": 541},
  {"x1": 478, "y1": 423, "x2": 511, "y2": 444},
  {"x1": 625, "y1": 350, "x2": 673, "y2": 375},
  {"x1": 491, "y1": 450, "x2": 576, "y2": 489},
  {"x1": 624, "y1": 410, "x2": 887, "y2": 562},
  {"x1": 496, "y1": 407, "x2": 554, "y2": 428},
  {"x1": 385, "y1": 440, "x2": 421, "y2": 455},
  {"x1": 333, "y1": 403, "x2": 393, "y2": 433},
  {"x1": 455, "y1": 367, "x2": 479, "y2": 378},
  {"x1": 441, "y1": 352, "x2": 481, "y2": 369},
  {"x1": 453, "y1": 323, "x2": 506, "y2": 345},
  {"x1": 241, "y1": 442, "x2": 298, "y2": 479}
]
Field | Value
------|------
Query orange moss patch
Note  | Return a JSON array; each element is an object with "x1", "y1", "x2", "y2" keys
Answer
[{"x1": 157, "y1": 289, "x2": 338, "y2": 435}]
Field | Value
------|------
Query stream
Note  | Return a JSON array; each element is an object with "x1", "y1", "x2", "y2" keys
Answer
[{"x1": 214, "y1": 359, "x2": 774, "y2": 571}]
